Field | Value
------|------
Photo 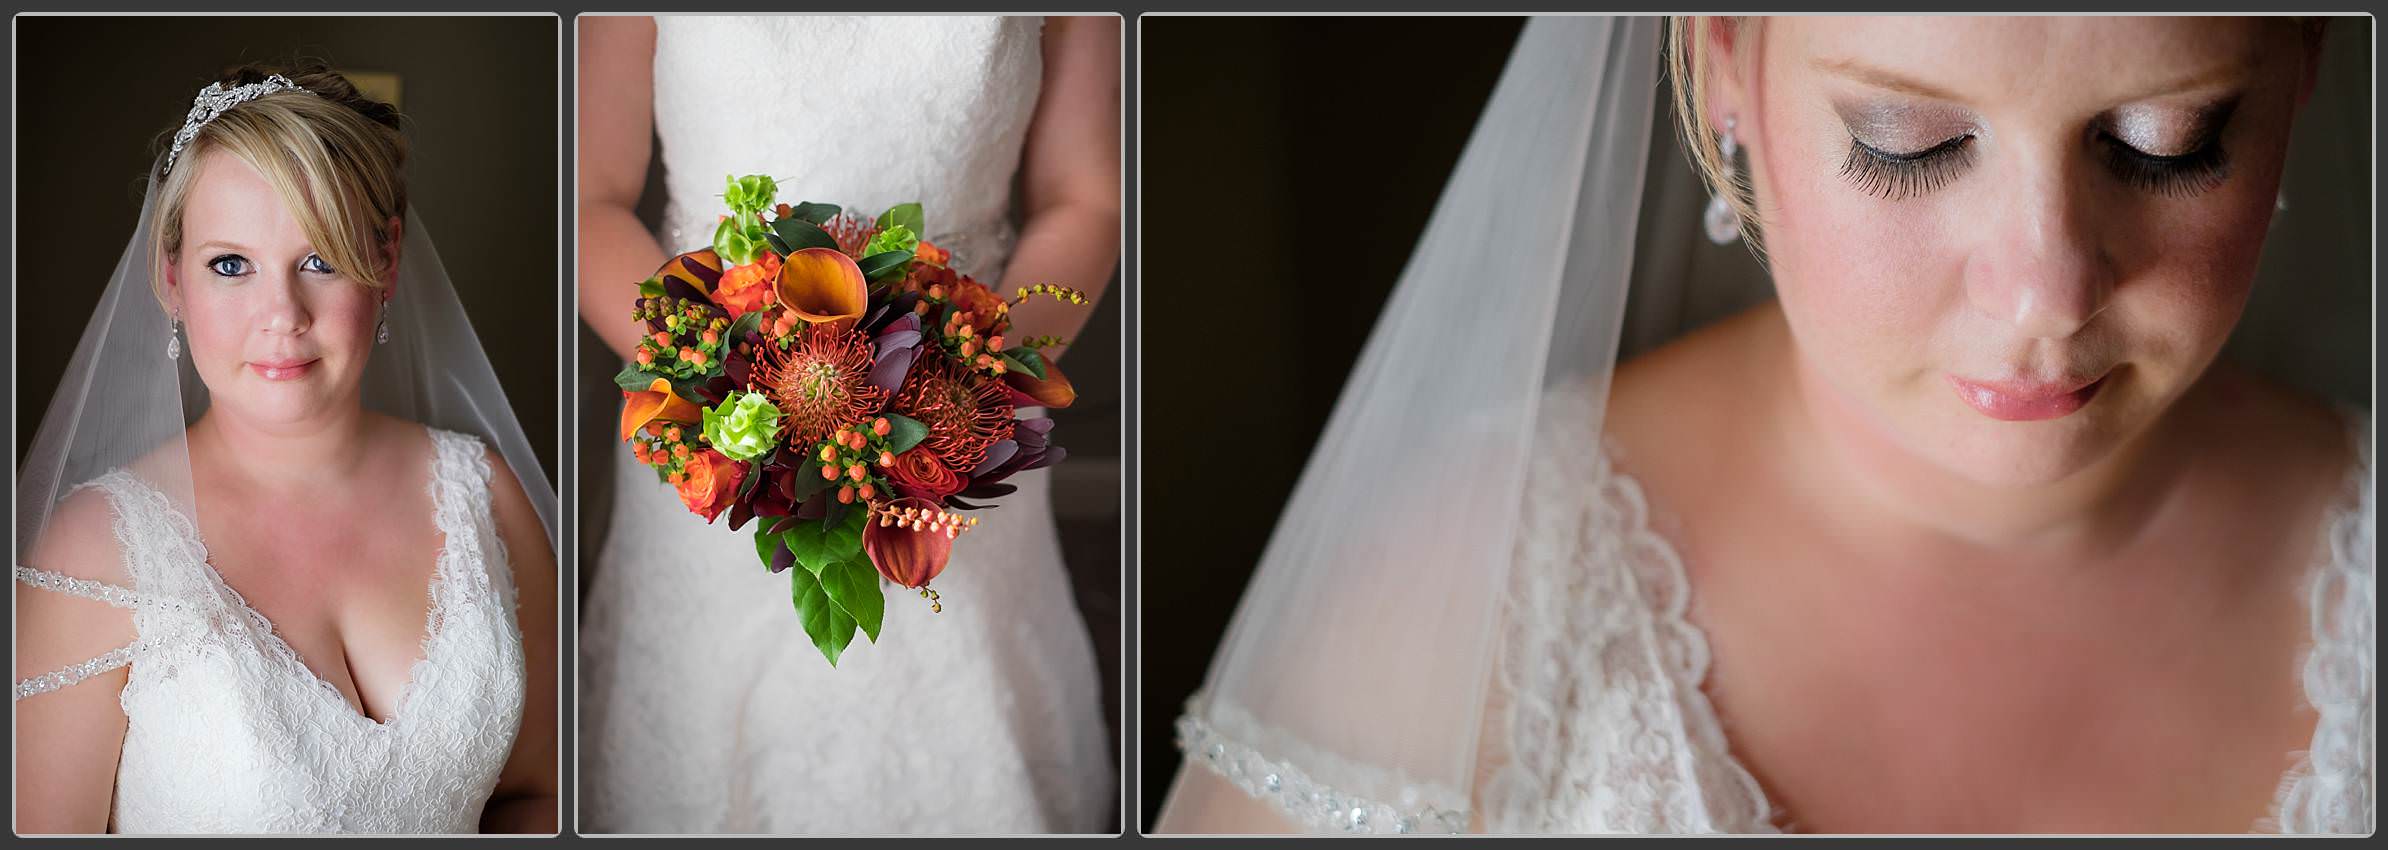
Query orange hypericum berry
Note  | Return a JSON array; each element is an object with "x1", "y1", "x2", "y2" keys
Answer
[
  {"x1": 818, "y1": 444, "x2": 837, "y2": 463},
  {"x1": 636, "y1": 349, "x2": 655, "y2": 365},
  {"x1": 652, "y1": 331, "x2": 672, "y2": 346},
  {"x1": 838, "y1": 486, "x2": 855, "y2": 504},
  {"x1": 672, "y1": 444, "x2": 691, "y2": 459},
  {"x1": 688, "y1": 350, "x2": 709, "y2": 367},
  {"x1": 987, "y1": 335, "x2": 1005, "y2": 352},
  {"x1": 664, "y1": 425, "x2": 682, "y2": 442},
  {"x1": 702, "y1": 330, "x2": 719, "y2": 345},
  {"x1": 858, "y1": 483, "x2": 876, "y2": 500},
  {"x1": 846, "y1": 464, "x2": 867, "y2": 482},
  {"x1": 959, "y1": 340, "x2": 976, "y2": 358},
  {"x1": 821, "y1": 463, "x2": 841, "y2": 480},
  {"x1": 913, "y1": 301, "x2": 932, "y2": 315},
  {"x1": 878, "y1": 451, "x2": 895, "y2": 468},
  {"x1": 871, "y1": 417, "x2": 891, "y2": 436}
]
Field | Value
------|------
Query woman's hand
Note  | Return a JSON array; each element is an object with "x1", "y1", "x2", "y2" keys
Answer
[
  {"x1": 576, "y1": 15, "x2": 666, "y2": 364},
  {"x1": 478, "y1": 449, "x2": 559, "y2": 834},
  {"x1": 996, "y1": 16, "x2": 1123, "y2": 364}
]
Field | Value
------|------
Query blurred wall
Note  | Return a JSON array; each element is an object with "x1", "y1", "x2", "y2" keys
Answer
[
  {"x1": 1137, "y1": 15, "x2": 2372, "y2": 828},
  {"x1": 15, "y1": 15, "x2": 562, "y2": 481}
]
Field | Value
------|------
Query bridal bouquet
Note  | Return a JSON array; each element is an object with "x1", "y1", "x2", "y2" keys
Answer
[{"x1": 618, "y1": 174, "x2": 1082, "y2": 665}]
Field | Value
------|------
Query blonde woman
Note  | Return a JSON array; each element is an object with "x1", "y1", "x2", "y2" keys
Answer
[
  {"x1": 14, "y1": 64, "x2": 559, "y2": 834},
  {"x1": 1159, "y1": 17, "x2": 2368, "y2": 835}
]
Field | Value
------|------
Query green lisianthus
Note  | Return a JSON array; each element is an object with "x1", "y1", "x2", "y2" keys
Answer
[
  {"x1": 863, "y1": 223, "x2": 918, "y2": 257},
  {"x1": 702, "y1": 391, "x2": 783, "y2": 462}
]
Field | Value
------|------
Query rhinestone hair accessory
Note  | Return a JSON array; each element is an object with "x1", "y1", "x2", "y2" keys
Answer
[{"x1": 161, "y1": 74, "x2": 314, "y2": 176}]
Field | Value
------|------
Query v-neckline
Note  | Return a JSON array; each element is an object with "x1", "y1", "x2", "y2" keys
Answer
[
  {"x1": 175, "y1": 427, "x2": 457, "y2": 730},
  {"x1": 1599, "y1": 433, "x2": 2365, "y2": 835}
]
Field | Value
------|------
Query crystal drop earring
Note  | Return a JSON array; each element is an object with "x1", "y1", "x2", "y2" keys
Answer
[
  {"x1": 1703, "y1": 116, "x2": 1743, "y2": 245},
  {"x1": 376, "y1": 301, "x2": 391, "y2": 345},
  {"x1": 165, "y1": 313, "x2": 182, "y2": 361}
]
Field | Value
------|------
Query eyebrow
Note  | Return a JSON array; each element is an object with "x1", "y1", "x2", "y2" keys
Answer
[
  {"x1": 1810, "y1": 55, "x2": 2255, "y2": 105},
  {"x1": 189, "y1": 241, "x2": 249, "y2": 255}
]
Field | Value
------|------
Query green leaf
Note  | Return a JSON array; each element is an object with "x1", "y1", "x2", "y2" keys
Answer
[
  {"x1": 791, "y1": 455, "x2": 832, "y2": 503},
  {"x1": 875, "y1": 202, "x2": 924, "y2": 236},
  {"x1": 819, "y1": 554, "x2": 885, "y2": 643},
  {"x1": 614, "y1": 364, "x2": 661, "y2": 392},
  {"x1": 790, "y1": 567, "x2": 857, "y2": 666},
  {"x1": 856, "y1": 249, "x2": 915, "y2": 282},
  {"x1": 737, "y1": 454, "x2": 767, "y2": 501},
  {"x1": 637, "y1": 276, "x2": 666, "y2": 298},
  {"x1": 729, "y1": 310, "x2": 766, "y2": 344},
  {"x1": 753, "y1": 527, "x2": 785, "y2": 569},
  {"x1": 788, "y1": 202, "x2": 842, "y2": 225},
  {"x1": 880, "y1": 413, "x2": 928, "y2": 455},
  {"x1": 782, "y1": 505, "x2": 866, "y2": 576},
  {"x1": 1000, "y1": 347, "x2": 1048, "y2": 381},
  {"x1": 772, "y1": 217, "x2": 841, "y2": 253}
]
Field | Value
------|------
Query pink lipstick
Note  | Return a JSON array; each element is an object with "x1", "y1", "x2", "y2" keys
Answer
[
  {"x1": 1948, "y1": 373, "x2": 2105, "y2": 421},
  {"x1": 248, "y1": 358, "x2": 319, "y2": 381}
]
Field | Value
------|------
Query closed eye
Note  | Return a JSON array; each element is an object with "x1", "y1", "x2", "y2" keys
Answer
[{"x1": 1838, "y1": 134, "x2": 1976, "y2": 201}]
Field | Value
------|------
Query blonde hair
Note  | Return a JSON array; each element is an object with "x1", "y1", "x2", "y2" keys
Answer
[
  {"x1": 1665, "y1": 16, "x2": 1761, "y2": 251},
  {"x1": 150, "y1": 62, "x2": 407, "y2": 303}
]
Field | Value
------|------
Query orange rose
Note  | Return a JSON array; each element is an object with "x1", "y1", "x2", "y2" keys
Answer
[
  {"x1": 621, "y1": 378, "x2": 702, "y2": 441},
  {"x1": 889, "y1": 447, "x2": 964, "y2": 501},
  {"x1": 712, "y1": 252, "x2": 782, "y2": 319},
  {"x1": 913, "y1": 239, "x2": 951, "y2": 267},
  {"x1": 949, "y1": 278, "x2": 1009, "y2": 333},
  {"x1": 674, "y1": 449, "x2": 747, "y2": 522}
]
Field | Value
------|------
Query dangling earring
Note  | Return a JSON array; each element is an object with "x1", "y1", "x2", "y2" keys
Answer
[
  {"x1": 1704, "y1": 116, "x2": 1744, "y2": 245},
  {"x1": 376, "y1": 301, "x2": 391, "y2": 345},
  {"x1": 165, "y1": 313, "x2": 182, "y2": 361}
]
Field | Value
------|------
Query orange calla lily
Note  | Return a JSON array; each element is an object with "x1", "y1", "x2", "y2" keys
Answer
[
  {"x1": 1003, "y1": 357, "x2": 1076, "y2": 409},
  {"x1": 620, "y1": 377, "x2": 704, "y2": 441},
  {"x1": 656, "y1": 249, "x2": 725, "y2": 296},
  {"x1": 774, "y1": 247, "x2": 868, "y2": 326}
]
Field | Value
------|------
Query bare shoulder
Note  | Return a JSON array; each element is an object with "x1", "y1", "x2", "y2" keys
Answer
[{"x1": 16, "y1": 486, "x2": 139, "y2": 678}]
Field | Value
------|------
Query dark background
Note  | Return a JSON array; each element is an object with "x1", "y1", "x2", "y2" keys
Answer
[
  {"x1": 1137, "y1": 15, "x2": 2372, "y2": 829},
  {"x1": 569, "y1": 63, "x2": 1128, "y2": 832},
  {"x1": 14, "y1": 15, "x2": 562, "y2": 482}
]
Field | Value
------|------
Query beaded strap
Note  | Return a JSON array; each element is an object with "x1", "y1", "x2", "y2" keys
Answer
[{"x1": 13, "y1": 564, "x2": 151, "y2": 701}]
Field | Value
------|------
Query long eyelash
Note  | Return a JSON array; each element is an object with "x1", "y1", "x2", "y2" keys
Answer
[
  {"x1": 2102, "y1": 136, "x2": 2230, "y2": 199},
  {"x1": 1838, "y1": 136, "x2": 1975, "y2": 201}
]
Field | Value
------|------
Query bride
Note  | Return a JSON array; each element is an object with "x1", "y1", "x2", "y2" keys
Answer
[
  {"x1": 13, "y1": 64, "x2": 559, "y2": 834},
  {"x1": 576, "y1": 16, "x2": 1119, "y2": 833},
  {"x1": 1158, "y1": 17, "x2": 2370, "y2": 835}
]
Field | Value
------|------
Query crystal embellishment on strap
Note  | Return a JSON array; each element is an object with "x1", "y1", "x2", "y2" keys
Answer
[
  {"x1": 162, "y1": 73, "x2": 315, "y2": 176},
  {"x1": 1176, "y1": 712, "x2": 1470, "y2": 835},
  {"x1": 15, "y1": 564, "x2": 143, "y2": 609},
  {"x1": 15, "y1": 645, "x2": 138, "y2": 701}
]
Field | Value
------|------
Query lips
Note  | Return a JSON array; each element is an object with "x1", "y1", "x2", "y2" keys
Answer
[
  {"x1": 1947, "y1": 372, "x2": 2107, "y2": 422},
  {"x1": 247, "y1": 357, "x2": 320, "y2": 381}
]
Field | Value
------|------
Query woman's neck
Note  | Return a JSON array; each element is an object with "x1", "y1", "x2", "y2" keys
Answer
[
  {"x1": 188, "y1": 405, "x2": 380, "y2": 497},
  {"x1": 1768, "y1": 338, "x2": 2189, "y2": 563}
]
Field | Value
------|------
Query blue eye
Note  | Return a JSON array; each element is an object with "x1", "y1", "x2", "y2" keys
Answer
[
  {"x1": 206, "y1": 254, "x2": 250, "y2": 277},
  {"x1": 300, "y1": 254, "x2": 337, "y2": 275}
]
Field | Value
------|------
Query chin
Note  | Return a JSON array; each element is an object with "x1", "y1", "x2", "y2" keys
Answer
[{"x1": 1896, "y1": 388, "x2": 2151, "y2": 490}]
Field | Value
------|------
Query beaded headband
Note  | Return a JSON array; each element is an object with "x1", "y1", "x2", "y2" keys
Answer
[{"x1": 161, "y1": 74, "x2": 315, "y2": 177}]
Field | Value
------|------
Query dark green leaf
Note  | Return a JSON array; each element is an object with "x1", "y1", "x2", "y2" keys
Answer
[
  {"x1": 881, "y1": 413, "x2": 928, "y2": 455},
  {"x1": 772, "y1": 217, "x2": 840, "y2": 253},
  {"x1": 782, "y1": 504, "x2": 866, "y2": 576},
  {"x1": 729, "y1": 309, "x2": 766, "y2": 343},
  {"x1": 819, "y1": 554, "x2": 885, "y2": 643},
  {"x1": 753, "y1": 527, "x2": 784, "y2": 569},
  {"x1": 875, "y1": 202, "x2": 924, "y2": 236},
  {"x1": 856, "y1": 249, "x2": 915, "y2": 282},
  {"x1": 791, "y1": 456, "x2": 831, "y2": 503},
  {"x1": 790, "y1": 567, "x2": 857, "y2": 666},
  {"x1": 614, "y1": 365, "x2": 660, "y2": 392},
  {"x1": 999, "y1": 347, "x2": 1048, "y2": 381},
  {"x1": 789, "y1": 202, "x2": 842, "y2": 225},
  {"x1": 996, "y1": 352, "x2": 1038, "y2": 381}
]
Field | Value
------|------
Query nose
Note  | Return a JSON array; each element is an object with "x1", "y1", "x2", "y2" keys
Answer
[
  {"x1": 1963, "y1": 156, "x2": 2115, "y2": 340},
  {"x1": 256, "y1": 271, "x2": 313, "y2": 336}
]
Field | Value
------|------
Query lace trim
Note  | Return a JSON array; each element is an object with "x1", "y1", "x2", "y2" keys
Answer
[
  {"x1": 2266, "y1": 412, "x2": 2374, "y2": 835},
  {"x1": 1175, "y1": 706, "x2": 1469, "y2": 834}
]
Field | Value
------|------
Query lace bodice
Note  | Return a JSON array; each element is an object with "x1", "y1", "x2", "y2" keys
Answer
[
  {"x1": 1182, "y1": 389, "x2": 2374, "y2": 835},
  {"x1": 14, "y1": 428, "x2": 526, "y2": 834},
  {"x1": 651, "y1": 15, "x2": 1042, "y2": 279}
]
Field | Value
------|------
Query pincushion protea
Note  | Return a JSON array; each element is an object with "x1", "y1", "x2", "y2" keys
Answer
[
  {"x1": 890, "y1": 354, "x2": 1016, "y2": 471},
  {"x1": 754, "y1": 322, "x2": 887, "y2": 447}
]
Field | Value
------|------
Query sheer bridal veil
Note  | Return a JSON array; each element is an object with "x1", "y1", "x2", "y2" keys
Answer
[
  {"x1": 1165, "y1": 16, "x2": 1662, "y2": 834},
  {"x1": 17, "y1": 127, "x2": 558, "y2": 592}
]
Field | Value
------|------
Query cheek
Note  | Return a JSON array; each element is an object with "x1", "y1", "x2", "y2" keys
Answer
[{"x1": 1753, "y1": 124, "x2": 1962, "y2": 387}]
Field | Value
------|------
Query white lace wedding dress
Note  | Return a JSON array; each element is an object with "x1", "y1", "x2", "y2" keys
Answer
[
  {"x1": 13, "y1": 427, "x2": 527, "y2": 834},
  {"x1": 1179, "y1": 386, "x2": 2375, "y2": 834},
  {"x1": 577, "y1": 15, "x2": 1112, "y2": 834}
]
